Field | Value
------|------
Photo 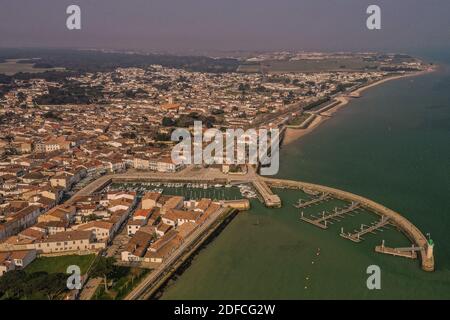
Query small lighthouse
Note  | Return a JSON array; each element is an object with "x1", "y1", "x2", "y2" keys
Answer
[{"x1": 426, "y1": 238, "x2": 434, "y2": 259}]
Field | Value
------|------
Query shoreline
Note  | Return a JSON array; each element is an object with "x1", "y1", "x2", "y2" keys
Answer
[
  {"x1": 149, "y1": 208, "x2": 240, "y2": 300},
  {"x1": 282, "y1": 67, "x2": 436, "y2": 146}
]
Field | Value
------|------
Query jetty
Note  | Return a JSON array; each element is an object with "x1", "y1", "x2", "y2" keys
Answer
[
  {"x1": 375, "y1": 240, "x2": 421, "y2": 259},
  {"x1": 294, "y1": 193, "x2": 331, "y2": 208},
  {"x1": 340, "y1": 216, "x2": 390, "y2": 243},
  {"x1": 300, "y1": 202, "x2": 360, "y2": 229},
  {"x1": 69, "y1": 168, "x2": 282, "y2": 209},
  {"x1": 252, "y1": 179, "x2": 282, "y2": 208}
]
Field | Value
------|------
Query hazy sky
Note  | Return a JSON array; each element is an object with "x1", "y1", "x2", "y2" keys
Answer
[{"x1": 1, "y1": 0, "x2": 449, "y2": 53}]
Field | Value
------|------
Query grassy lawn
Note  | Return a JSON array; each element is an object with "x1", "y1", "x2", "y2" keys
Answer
[
  {"x1": 92, "y1": 267, "x2": 150, "y2": 300},
  {"x1": 288, "y1": 114, "x2": 310, "y2": 126},
  {"x1": 26, "y1": 254, "x2": 96, "y2": 275}
]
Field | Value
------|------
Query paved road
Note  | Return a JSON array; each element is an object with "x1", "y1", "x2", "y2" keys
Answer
[{"x1": 79, "y1": 277, "x2": 102, "y2": 300}]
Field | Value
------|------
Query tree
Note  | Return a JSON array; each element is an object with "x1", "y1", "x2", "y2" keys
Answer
[
  {"x1": 4, "y1": 134, "x2": 14, "y2": 144},
  {"x1": 238, "y1": 83, "x2": 250, "y2": 94},
  {"x1": 211, "y1": 108, "x2": 224, "y2": 115},
  {"x1": 91, "y1": 257, "x2": 116, "y2": 292},
  {"x1": 0, "y1": 270, "x2": 67, "y2": 300},
  {"x1": 121, "y1": 132, "x2": 137, "y2": 139},
  {"x1": 0, "y1": 270, "x2": 27, "y2": 299},
  {"x1": 205, "y1": 116, "x2": 216, "y2": 128},
  {"x1": 287, "y1": 91, "x2": 295, "y2": 100},
  {"x1": 17, "y1": 92, "x2": 27, "y2": 104},
  {"x1": 162, "y1": 117, "x2": 176, "y2": 127},
  {"x1": 188, "y1": 112, "x2": 200, "y2": 119},
  {"x1": 155, "y1": 132, "x2": 171, "y2": 141},
  {"x1": 91, "y1": 257, "x2": 116, "y2": 278}
]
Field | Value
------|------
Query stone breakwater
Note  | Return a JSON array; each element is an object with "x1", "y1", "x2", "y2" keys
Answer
[{"x1": 263, "y1": 177, "x2": 434, "y2": 272}]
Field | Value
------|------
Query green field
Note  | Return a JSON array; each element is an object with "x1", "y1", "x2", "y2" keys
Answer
[
  {"x1": 26, "y1": 254, "x2": 96, "y2": 275},
  {"x1": 0, "y1": 59, "x2": 63, "y2": 75},
  {"x1": 287, "y1": 113, "x2": 310, "y2": 126},
  {"x1": 92, "y1": 267, "x2": 149, "y2": 300},
  {"x1": 239, "y1": 58, "x2": 379, "y2": 73}
]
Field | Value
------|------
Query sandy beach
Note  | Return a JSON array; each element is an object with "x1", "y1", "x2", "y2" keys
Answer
[{"x1": 282, "y1": 67, "x2": 435, "y2": 146}]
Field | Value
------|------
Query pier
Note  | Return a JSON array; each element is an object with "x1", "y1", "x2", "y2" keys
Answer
[
  {"x1": 340, "y1": 216, "x2": 390, "y2": 243},
  {"x1": 300, "y1": 202, "x2": 360, "y2": 229},
  {"x1": 375, "y1": 241, "x2": 421, "y2": 259},
  {"x1": 252, "y1": 179, "x2": 282, "y2": 208},
  {"x1": 294, "y1": 193, "x2": 331, "y2": 208}
]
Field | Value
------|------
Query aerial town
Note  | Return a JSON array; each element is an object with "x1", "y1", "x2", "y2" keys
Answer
[{"x1": 0, "y1": 50, "x2": 428, "y2": 299}]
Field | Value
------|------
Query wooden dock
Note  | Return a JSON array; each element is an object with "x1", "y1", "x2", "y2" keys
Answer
[
  {"x1": 340, "y1": 216, "x2": 390, "y2": 243},
  {"x1": 375, "y1": 243, "x2": 420, "y2": 259},
  {"x1": 294, "y1": 193, "x2": 331, "y2": 209},
  {"x1": 300, "y1": 202, "x2": 360, "y2": 229}
]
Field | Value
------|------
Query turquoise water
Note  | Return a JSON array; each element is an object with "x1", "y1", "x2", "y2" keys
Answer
[{"x1": 159, "y1": 52, "x2": 450, "y2": 299}]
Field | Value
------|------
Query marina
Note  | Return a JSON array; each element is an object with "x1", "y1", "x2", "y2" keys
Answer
[
  {"x1": 107, "y1": 181, "x2": 257, "y2": 201},
  {"x1": 264, "y1": 177, "x2": 435, "y2": 271},
  {"x1": 67, "y1": 171, "x2": 435, "y2": 273}
]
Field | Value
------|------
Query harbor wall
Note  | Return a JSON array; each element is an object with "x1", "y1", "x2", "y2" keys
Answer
[{"x1": 264, "y1": 177, "x2": 434, "y2": 272}]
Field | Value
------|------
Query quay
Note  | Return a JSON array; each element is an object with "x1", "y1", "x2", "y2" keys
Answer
[
  {"x1": 252, "y1": 179, "x2": 282, "y2": 208},
  {"x1": 375, "y1": 245, "x2": 418, "y2": 259},
  {"x1": 69, "y1": 168, "x2": 281, "y2": 208},
  {"x1": 375, "y1": 241, "x2": 422, "y2": 259}
]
